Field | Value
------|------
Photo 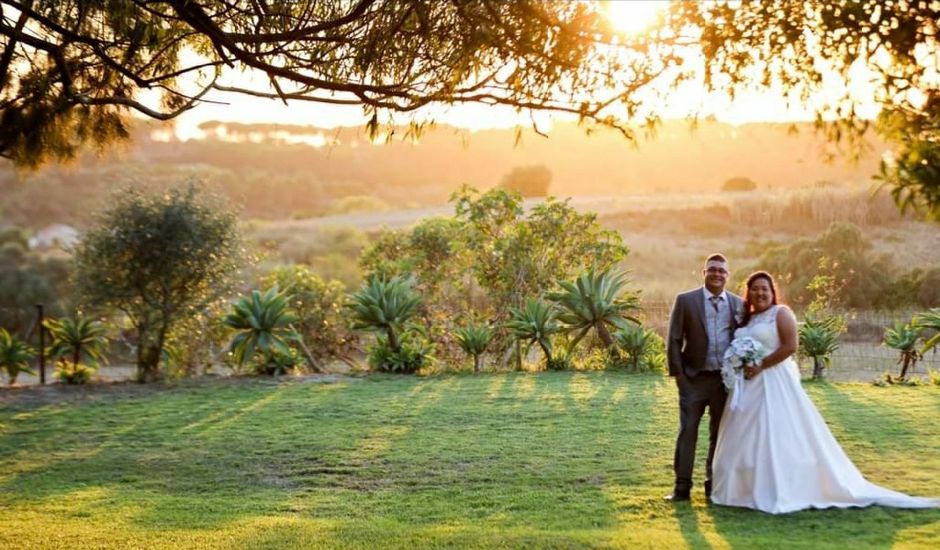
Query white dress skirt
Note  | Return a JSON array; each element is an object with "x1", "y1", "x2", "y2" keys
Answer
[{"x1": 711, "y1": 305, "x2": 939, "y2": 514}]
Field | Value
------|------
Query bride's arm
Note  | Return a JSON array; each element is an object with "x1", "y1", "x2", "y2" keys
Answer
[{"x1": 745, "y1": 306, "x2": 798, "y2": 377}]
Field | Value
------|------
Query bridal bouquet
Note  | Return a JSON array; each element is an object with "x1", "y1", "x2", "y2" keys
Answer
[{"x1": 721, "y1": 336, "x2": 765, "y2": 410}]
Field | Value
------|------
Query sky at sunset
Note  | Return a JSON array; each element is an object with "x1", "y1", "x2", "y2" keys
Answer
[{"x1": 166, "y1": 1, "x2": 881, "y2": 141}]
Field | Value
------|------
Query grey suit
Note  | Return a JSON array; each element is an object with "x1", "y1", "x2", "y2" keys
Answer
[{"x1": 667, "y1": 287, "x2": 743, "y2": 495}]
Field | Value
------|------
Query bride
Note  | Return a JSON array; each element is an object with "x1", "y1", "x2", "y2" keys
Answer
[{"x1": 711, "y1": 271, "x2": 938, "y2": 514}]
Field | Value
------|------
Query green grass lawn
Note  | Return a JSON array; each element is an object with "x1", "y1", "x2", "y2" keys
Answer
[{"x1": 1, "y1": 372, "x2": 939, "y2": 549}]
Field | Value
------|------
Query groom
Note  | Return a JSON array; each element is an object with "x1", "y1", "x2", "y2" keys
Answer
[{"x1": 665, "y1": 253, "x2": 743, "y2": 502}]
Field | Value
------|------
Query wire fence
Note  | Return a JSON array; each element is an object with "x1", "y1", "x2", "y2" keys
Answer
[{"x1": 639, "y1": 300, "x2": 940, "y2": 382}]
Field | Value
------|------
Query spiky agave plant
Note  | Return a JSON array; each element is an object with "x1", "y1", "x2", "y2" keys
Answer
[
  {"x1": 799, "y1": 315, "x2": 843, "y2": 380},
  {"x1": 883, "y1": 320, "x2": 923, "y2": 381},
  {"x1": 347, "y1": 276, "x2": 422, "y2": 353},
  {"x1": 224, "y1": 286, "x2": 301, "y2": 371},
  {"x1": 613, "y1": 322, "x2": 651, "y2": 371},
  {"x1": 914, "y1": 308, "x2": 940, "y2": 355},
  {"x1": 454, "y1": 323, "x2": 493, "y2": 373},
  {"x1": 506, "y1": 298, "x2": 560, "y2": 367},
  {"x1": 0, "y1": 328, "x2": 35, "y2": 385},
  {"x1": 551, "y1": 268, "x2": 641, "y2": 351}
]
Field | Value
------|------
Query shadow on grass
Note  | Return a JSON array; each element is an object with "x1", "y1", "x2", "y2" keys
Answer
[
  {"x1": 707, "y1": 501, "x2": 940, "y2": 549},
  {"x1": 809, "y1": 382, "x2": 924, "y2": 454},
  {"x1": 4, "y1": 372, "x2": 934, "y2": 546}
]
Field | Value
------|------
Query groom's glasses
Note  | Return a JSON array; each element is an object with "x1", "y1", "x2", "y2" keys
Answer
[{"x1": 705, "y1": 267, "x2": 728, "y2": 274}]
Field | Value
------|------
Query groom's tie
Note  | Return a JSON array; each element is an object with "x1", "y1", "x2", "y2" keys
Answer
[{"x1": 709, "y1": 295, "x2": 722, "y2": 312}]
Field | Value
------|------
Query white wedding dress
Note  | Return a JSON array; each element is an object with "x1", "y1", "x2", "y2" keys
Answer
[{"x1": 712, "y1": 305, "x2": 938, "y2": 514}]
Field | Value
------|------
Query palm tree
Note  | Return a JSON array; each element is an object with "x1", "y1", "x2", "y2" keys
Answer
[
  {"x1": 883, "y1": 320, "x2": 923, "y2": 381},
  {"x1": 223, "y1": 286, "x2": 302, "y2": 370},
  {"x1": 914, "y1": 308, "x2": 940, "y2": 355},
  {"x1": 0, "y1": 328, "x2": 35, "y2": 385},
  {"x1": 551, "y1": 268, "x2": 641, "y2": 350},
  {"x1": 454, "y1": 323, "x2": 493, "y2": 373},
  {"x1": 506, "y1": 298, "x2": 560, "y2": 366},
  {"x1": 799, "y1": 316, "x2": 843, "y2": 380},
  {"x1": 347, "y1": 276, "x2": 422, "y2": 353},
  {"x1": 44, "y1": 315, "x2": 109, "y2": 379}
]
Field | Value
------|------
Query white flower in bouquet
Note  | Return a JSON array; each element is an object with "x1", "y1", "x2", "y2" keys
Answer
[{"x1": 721, "y1": 336, "x2": 765, "y2": 391}]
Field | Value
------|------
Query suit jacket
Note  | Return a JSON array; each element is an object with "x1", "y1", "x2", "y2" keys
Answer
[{"x1": 667, "y1": 288, "x2": 744, "y2": 378}]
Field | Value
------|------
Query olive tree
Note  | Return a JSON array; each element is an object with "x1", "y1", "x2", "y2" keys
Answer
[{"x1": 74, "y1": 183, "x2": 244, "y2": 381}]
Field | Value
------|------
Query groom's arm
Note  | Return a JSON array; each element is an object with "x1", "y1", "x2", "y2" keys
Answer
[{"x1": 666, "y1": 294, "x2": 685, "y2": 378}]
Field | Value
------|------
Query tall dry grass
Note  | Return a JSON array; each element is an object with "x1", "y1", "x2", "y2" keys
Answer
[{"x1": 730, "y1": 186, "x2": 906, "y2": 228}]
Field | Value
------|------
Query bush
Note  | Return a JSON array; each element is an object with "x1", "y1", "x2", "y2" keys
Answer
[
  {"x1": 453, "y1": 323, "x2": 493, "y2": 373},
  {"x1": 0, "y1": 234, "x2": 70, "y2": 335},
  {"x1": 327, "y1": 195, "x2": 392, "y2": 215},
  {"x1": 721, "y1": 176, "x2": 758, "y2": 192},
  {"x1": 253, "y1": 348, "x2": 305, "y2": 376},
  {"x1": 498, "y1": 165, "x2": 552, "y2": 197},
  {"x1": 612, "y1": 324, "x2": 666, "y2": 372},
  {"x1": 545, "y1": 350, "x2": 573, "y2": 371},
  {"x1": 368, "y1": 332, "x2": 435, "y2": 373},
  {"x1": 928, "y1": 369, "x2": 940, "y2": 386},
  {"x1": 261, "y1": 265, "x2": 357, "y2": 366},
  {"x1": 0, "y1": 328, "x2": 35, "y2": 385},
  {"x1": 916, "y1": 267, "x2": 940, "y2": 308},
  {"x1": 751, "y1": 222, "x2": 898, "y2": 309},
  {"x1": 54, "y1": 360, "x2": 95, "y2": 384}
]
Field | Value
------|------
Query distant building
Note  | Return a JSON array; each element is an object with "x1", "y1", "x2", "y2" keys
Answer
[{"x1": 28, "y1": 224, "x2": 79, "y2": 250}]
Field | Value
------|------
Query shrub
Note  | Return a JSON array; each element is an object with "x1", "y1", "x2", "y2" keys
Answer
[
  {"x1": 883, "y1": 320, "x2": 923, "y2": 381},
  {"x1": 327, "y1": 195, "x2": 392, "y2": 215},
  {"x1": 223, "y1": 286, "x2": 307, "y2": 374},
  {"x1": 498, "y1": 165, "x2": 552, "y2": 197},
  {"x1": 44, "y1": 315, "x2": 109, "y2": 382},
  {"x1": 752, "y1": 222, "x2": 897, "y2": 309},
  {"x1": 916, "y1": 267, "x2": 940, "y2": 308},
  {"x1": 552, "y1": 268, "x2": 641, "y2": 351},
  {"x1": 928, "y1": 369, "x2": 940, "y2": 386},
  {"x1": 913, "y1": 309, "x2": 940, "y2": 355},
  {"x1": 0, "y1": 236, "x2": 69, "y2": 335},
  {"x1": 0, "y1": 328, "x2": 35, "y2": 385},
  {"x1": 261, "y1": 265, "x2": 357, "y2": 366},
  {"x1": 453, "y1": 323, "x2": 493, "y2": 373},
  {"x1": 368, "y1": 332, "x2": 435, "y2": 374},
  {"x1": 721, "y1": 176, "x2": 757, "y2": 192},
  {"x1": 506, "y1": 298, "x2": 561, "y2": 368},
  {"x1": 349, "y1": 276, "x2": 431, "y2": 373},
  {"x1": 54, "y1": 360, "x2": 95, "y2": 384},
  {"x1": 348, "y1": 276, "x2": 422, "y2": 349},
  {"x1": 613, "y1": 324, "x2": 666, "y2": 372},
  {"x1": 161, "y1": 301, "x2": 231, "y2": 378},
  {"x1": 872, "y1": 371, "x2": 923, "y2": 387},
  {"x1": 254, "y1": 348, "x2": 305, "y2": 376},
  {"x1": 545, "y1": 347, "x2": 573, "y2": 371},
  {"x1": 799, "y1": 315, "x2": 845, "y2": 380}
]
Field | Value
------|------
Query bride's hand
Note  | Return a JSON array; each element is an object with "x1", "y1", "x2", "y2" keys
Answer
[{"x1": 744, "y1": 363, "x2": 763, "y2": 380}]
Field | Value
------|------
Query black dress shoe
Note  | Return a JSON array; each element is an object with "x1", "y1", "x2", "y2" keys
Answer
[
  {"x1": 664, "y1": 491, "x2": 691, "y2": 502},
  {"x1": 704, "y1": 480, "x2": 713, "y2": 499}
]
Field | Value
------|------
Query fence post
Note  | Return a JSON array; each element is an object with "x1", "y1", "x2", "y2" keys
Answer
[{"x1": 36, "y1": 304, "x2": 45, "y2": 385}]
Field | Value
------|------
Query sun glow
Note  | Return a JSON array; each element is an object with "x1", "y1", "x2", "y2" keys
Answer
[{"x1": 602, "y1": 0, "x2": 668, "y2": 35}]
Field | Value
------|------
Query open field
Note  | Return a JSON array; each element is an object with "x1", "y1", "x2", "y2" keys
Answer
[{"x1": 2, "y1": 372, "x2": 939, "y2": 549}]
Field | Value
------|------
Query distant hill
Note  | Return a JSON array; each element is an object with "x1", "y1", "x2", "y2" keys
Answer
[
  {"x1": 0, "y1": 118, "x2": 886, "y2": 229},
  {"x1": 180, "y1": 118, "x2": 885, "y2": 194}
]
